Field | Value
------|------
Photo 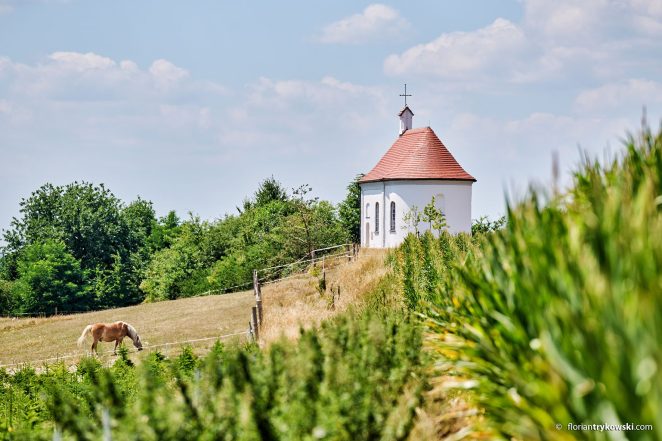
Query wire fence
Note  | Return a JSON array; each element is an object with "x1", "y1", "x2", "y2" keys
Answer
[
  {"x1": 0, "y1": 330, "x2": 250, "y2": 369},
  {"x1": 1, "y1": 243, "x2": 360, "y2": 371},
  {"x1": 0, "y1": 244, "x2": 355, "y2": 320}
]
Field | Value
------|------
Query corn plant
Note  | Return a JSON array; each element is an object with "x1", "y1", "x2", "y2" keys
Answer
[{"x1": 393, "y1": 126, "x2": 662, "y2": 439}]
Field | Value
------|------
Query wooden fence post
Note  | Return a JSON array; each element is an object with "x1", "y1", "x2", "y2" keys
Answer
[
  {"x1": 253, "y1": 270, "x2": 262, "y2": 299},
  {"x1": 253, "y1": 269, "x2": 263, "y2": 327},
  {"x1": 251, "y1": 306, "x2": 259, "y2": 341},
  {"x1": 311, "y1": 250, "x2": 316, "y2": 266},
  {"x1": 248, "y1": 321, "x2": 255, "y2": 342},
  {"x1": 256, "y1": 298, "x2": 263, "y2": 328}
]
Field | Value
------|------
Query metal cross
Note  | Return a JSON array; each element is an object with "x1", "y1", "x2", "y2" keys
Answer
[{"x1": 399, "y1": 83, "x2": 412, "y2": 106}]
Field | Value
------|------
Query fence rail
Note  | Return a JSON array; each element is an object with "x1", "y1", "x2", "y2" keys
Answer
[
  {"x1": 0, "y1": 330, "x2": 251, "y2": 369},
  {"x1": 1, "y1": 243, "x2": 359, "y2": 368}
]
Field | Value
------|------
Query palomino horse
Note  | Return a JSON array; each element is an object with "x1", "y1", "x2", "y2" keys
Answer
[{"x1": 77, "y1": 321, "x2": 143, "y2": 355}]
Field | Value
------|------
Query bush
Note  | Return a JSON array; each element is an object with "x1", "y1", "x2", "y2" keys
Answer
[{"x1": 0, "y1": 309, "x2": 424, "y2": 440}]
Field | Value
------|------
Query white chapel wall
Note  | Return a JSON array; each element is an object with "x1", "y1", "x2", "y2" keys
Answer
[{"x1": 360, "y1": 180, "x2": 473, "y2": 248}]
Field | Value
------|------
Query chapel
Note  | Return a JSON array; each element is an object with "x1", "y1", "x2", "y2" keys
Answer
[{"x1": 359, "y1": 98, "x2": 476, "y2": 248}]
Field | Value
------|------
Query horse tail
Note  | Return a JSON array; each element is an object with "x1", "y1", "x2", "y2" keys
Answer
[{"x1": 77, "y1": 324, "x2": 93, "y2": 347}]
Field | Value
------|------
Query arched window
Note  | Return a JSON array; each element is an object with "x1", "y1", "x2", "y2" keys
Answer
[
  {"x1": 365, "y1": 203, "x2": 370, "y2": 219},
  {"x1": 375, "y1": 202, "x2": 380, "y2": 233},
  {"x1": 435, "y1": 194, "x2": 445, "y2": 216},
  {"x1": 390, "y1": 201, "x2": 396, "y2": 232}
]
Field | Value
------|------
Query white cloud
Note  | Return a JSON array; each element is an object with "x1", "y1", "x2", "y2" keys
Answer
[
  {"x1": 384, "y1": 18, "x2": 526, "y2": 79},
  {"x1": 0, "y1": 52, "x2": 218, "y2": 102},
  {"x1": 575, "y1": 79, "x2": 662, "y2": 112},
  {"x1": 232, "y1": 76, "x2": 389, "y2": 153},
  {"x1": 384, "y1": 1, "x2": 662, "y2": 84},
  {"x1": 443, "y1": 109, "x2": 640, "y2": 215},
  {"x1": 524, "y1": 0, "x2": 662, "y2": 40},
  {"x1": 149, "y1": 59, "x2": 189, "y2": 89},
  {"x1": 49, "y1": 51, "x2": 116, "y2": 71},
  {"x1": 247, "y1": 75, "x2": 384, "y2": 111},
  {"x1": 319, "y1": 4, "x2": 409, "y2": 44},
  {"x1": 0, "y1": 51, "x2": 228, "y2": 146}
]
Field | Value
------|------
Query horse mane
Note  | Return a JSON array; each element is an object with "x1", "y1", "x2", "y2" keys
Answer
[{"x1": 124, "y1": 322, "x2": 137, "y2": 340}]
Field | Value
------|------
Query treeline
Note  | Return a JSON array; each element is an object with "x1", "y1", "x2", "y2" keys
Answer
[
  {"x1": 0, "y1": 177, "x2": 361, "y2": 315},
  {"x1": 393, "y1": 125, "x2": 661, "y2": 438}
]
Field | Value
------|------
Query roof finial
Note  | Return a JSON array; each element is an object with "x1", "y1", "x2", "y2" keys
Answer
[{"x1": 399, "y1": 83, "x2": 412, "y2": 107}]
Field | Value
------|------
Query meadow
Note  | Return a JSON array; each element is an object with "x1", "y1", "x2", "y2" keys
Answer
[
  {"x1": 1, "y1": 125, "x2": 661, "y2": 440},
  {"x1": 0, "y1": 250, "x2": 424, "y2": 441}
]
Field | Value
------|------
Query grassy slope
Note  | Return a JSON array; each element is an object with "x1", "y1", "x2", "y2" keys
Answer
[
  {"x1": 0, "y1": 290, "x2": 255, "y2": 367},
  {"x1": 0, "y1": 250, "x2": 388, "y2": 368}
]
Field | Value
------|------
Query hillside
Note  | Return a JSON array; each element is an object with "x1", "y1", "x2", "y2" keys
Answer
[{"x1": 0, "y1": 250, "x2": 387, "y2": 368}]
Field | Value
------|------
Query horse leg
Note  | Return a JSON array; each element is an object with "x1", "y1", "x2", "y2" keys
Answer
[
  {"x1": 92, "y1": 339, "x2": 98, "y2": 355},
  {"x1": 113, "y1": 339, "x2": 119, "y2": 356}
]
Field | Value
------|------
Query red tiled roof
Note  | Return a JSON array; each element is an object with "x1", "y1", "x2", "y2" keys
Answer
[{"x1": 360, "y1": 127, "x2": 476, "y2": 183}]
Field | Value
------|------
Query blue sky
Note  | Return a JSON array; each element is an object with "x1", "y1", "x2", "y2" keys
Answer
[{"x1": 1, "y1": 0, "x2": 661, "y2": 234}]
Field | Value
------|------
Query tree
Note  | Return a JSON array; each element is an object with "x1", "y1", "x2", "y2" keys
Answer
[
  {"x1": 338, "y1": 175, "x2": 362, "y2": 243},
  {"x1": 13, "y1": 239, "x2": 88, "y2": 314},
  {"x1": 2, "y1": 182, "x2": 155, "y2": 309},
  {"x1": 123, "y1": 197, "x2": 156, "y2": 251},
  {"x1": 422, "y1": 196, "x2": 447, "y2": 236},
  {"x1": 402, "y1": 205, "x2": 422, "y2": 236},
  {"x1": 147, "y1": 210, "x2": 181, "y2": 252},
  {"x1": 471, "y1": 215, "x2": 506, "y2": 235},
  {"x1": 0, "y1": 279, "x2": 16, "y2": 315},
  {"x1": 253, "y1": 176, "x2": 288, "y2": 208},
  {"x1": 3, "y1": 182, "x2": 128, "y2": 271},
  {"x1": 140, "y1": 217, "x2": 210, "y2": 301}
]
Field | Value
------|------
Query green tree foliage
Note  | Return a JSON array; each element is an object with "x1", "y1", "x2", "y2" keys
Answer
[
  {"x1": 141, "y1": 178, "x2": 348, "y2": 301},
  {"x1": 1, "y1": 177, "x2": 350, "y2": 310},
  {"x1": 4, "y1": 182, "x2": 127, "y2": 271},
  {"x1": 146, "y1": 210, "x2": 181, "y2": 252},
  {"x1": 471, "y1": 215, "x2": 506, "y2": 235},
  {"x1": 1, "y1": 182, "x2": 155, "y2": 312},
  {"x1": 0, "y1": 279, "x2": 16, "y2": 316},
  {"x1": 393, "y1": 125, "x2": 662, "y2": 439},
  {"x1": 338, "y1": 174, "x2": 363, "y2": 243},
  {"x1": 402, "y1": 205, "x2": 421, "y2": 236},
  {"x1": 421, "y1": 195, "x2": 446, "y2": 235},
  {"x1": 140, "y1": 217, "x2": 212, "y2": 301},
  {"x1": 254, "y1": 175, "x2": 289, "y2": 207},
  {"x1": 12, "y1": 239, "x2": 87, "y2": 314}
]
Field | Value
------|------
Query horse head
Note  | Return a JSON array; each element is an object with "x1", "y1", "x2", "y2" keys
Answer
[
  {"x1": 125, "y1": 323, "x2": 144, "y2": 351},
  {"x1": 133, "y1": 335, "x2": 143, "y2": 351}
]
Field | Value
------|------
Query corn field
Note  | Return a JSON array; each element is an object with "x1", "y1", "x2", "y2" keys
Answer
[{"x1": 393, "y1": 126, "x2": 661, "y2": 439}]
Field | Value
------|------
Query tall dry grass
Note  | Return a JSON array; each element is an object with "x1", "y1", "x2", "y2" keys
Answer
[{"x1": 260, "y1": 249, "x2": 389, "y2": 343}]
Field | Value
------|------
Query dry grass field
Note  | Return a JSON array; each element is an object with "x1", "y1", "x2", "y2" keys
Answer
[
  {"x1": 0, "y1": 249, "x2": 388, "y2": 368},
  {"x1": 0, "y1": 290, "x2": 255, "y2": 368}
]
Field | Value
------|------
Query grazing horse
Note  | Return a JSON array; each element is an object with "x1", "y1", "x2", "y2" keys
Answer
[{"x1": 77, "y1": 321, "x2": 143, "y2": 355}]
